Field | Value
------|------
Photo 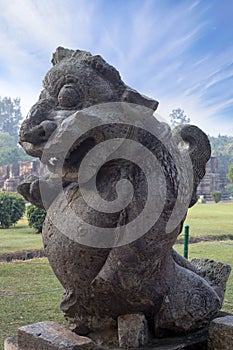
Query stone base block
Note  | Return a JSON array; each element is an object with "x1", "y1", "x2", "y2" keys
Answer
[
  {"x1": 208, "y1": 315, "x2": 233, "y2": 349},
  {"x1": 4, "y1": 337, "x2": 18, "y2": 350},
  {"x1": 149, "y1": 328, "x2": 208, "y2": 350},
  {"x1": 17, "y1": 321, "x2": 95, "y2": 350},
  {"x1": 118, "y1": 313, "x2": 148, "y2": 348},
  {"x1": 4, "y1": 331, "x2": 208, "y2": 350},
  {"x1": 4, "y1": 321, "x2": 208, "y2": 350},
  {"x1": 8, "y1": 316, "x2": 233, "y2": 350}
]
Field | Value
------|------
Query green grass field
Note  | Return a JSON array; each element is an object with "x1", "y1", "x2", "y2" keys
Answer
[
  {"x1": 1, "y1": 243, "x2": 233, "y2": 350},
  {"x1": 0, "y1": 217, "x2": 43, "y2": 254},
  {"x1": 0, "y1": 202, "x2": 232, "y2": 255},
  {"x1": 183, "y1": 202, "x2": 233, "y2": 238},
  {"x1": 0, "y1": 258, "x2": 64, "y2": 350},
  {"x1": 0, "y1": 202, "x2": 233, "y2": 349}
]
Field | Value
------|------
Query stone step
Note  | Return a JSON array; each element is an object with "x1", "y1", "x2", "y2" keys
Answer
[{"x1": 4, "y1": 316, "x2": 233, "y2": 350}]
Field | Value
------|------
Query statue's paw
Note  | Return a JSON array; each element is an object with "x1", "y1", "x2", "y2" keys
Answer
[
  {"x1": 154, "y1": 264, "x2": 222, "y2": 335},
  {"x1": 18, "y1": 172, "x2": 64, "y2": 209},
  {"x1": 18, "y1": 175, "x2": 44, "y2": 208}
]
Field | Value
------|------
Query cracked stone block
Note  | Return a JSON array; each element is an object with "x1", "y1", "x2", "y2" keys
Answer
[
  {"x1": 18, "y1": 321, "x2": 95, "y2": 350},
  {"x1": 118, "y1": 313, "x2": 148, "y2": 348},
  {"x1": 4, "y1": 337, "x2": 18, "y2": 350},
  {"x1": 191, "y1": 258, "x2": 231, "y2": 303},
  {"x1": 208, "y1": 315, "x2": 233, "y2": 349}
]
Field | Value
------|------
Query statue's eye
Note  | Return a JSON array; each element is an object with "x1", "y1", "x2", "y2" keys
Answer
[{"x1": 58, "y1": 84, "x2": 83, "y2": 108}]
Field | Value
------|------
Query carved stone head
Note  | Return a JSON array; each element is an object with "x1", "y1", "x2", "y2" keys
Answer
[{"x1": 19, "y1": 47, "x2": 158, "y2": 158}]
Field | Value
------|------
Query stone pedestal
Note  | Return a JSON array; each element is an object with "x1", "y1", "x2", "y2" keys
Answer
[
  {"x1": 4, "y1": 338, "x2": 18, "y2": 350},
  {"x1": 118, "y1": 313, "x2": 148, "y2": 348},
  {"x1": 17, "y1": 322, "x2": 95, "y2": 350},
  {"x1": 5, "y1": 315, "x2": 233, "y2": 350},
  {"x1": 208, "y1": 315, "x2": 233, "y2": 349},
  {"x1": 4, "y1": 320, "x2": 208, "y2": 350}
]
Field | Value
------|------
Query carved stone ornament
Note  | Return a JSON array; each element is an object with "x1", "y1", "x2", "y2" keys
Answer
[{"x1": 18, "y1": 47, "x2": 231, "y2": 340}]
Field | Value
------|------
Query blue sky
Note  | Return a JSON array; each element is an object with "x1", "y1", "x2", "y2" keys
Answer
[{"x1": 0, "y1": 0, "x2": 233, "y2": 136}]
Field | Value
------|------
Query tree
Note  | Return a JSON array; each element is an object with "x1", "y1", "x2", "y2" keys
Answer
[
  {"x1": 0, "y1": 97, "x2": 23, "y2": 139},
  {"x1": 227, "y1": 164, "x2": 233, "y2": 183},
  {"x1": 0, "y1": 144, "x2": 31, "y2": 166},
  {"x1": 0, "y1": 191, "x2": 26, "y2": 228},
  {"x1": 0, "y1": 132, "x2": 31, "y2": 166},
  {"x1": 26, "y1": 205, "x2": 46, "y2": 233},
  {"x1": 226, "y1": 184, "x2": 233, "y2": 197},
  {"x1": 0, "y1": 97, "x2": 32, "y2": 166},
  {"x1": 0, "y1": 132, "x2": 16, "y2": 148},
  {"x1": 169, "y1": 108, "x2": 190, "y2": 128}
]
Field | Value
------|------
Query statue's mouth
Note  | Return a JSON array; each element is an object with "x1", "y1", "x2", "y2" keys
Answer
[
  {"x1": 19, "y1": 140, "x2": 47, "y2": 158},
  {"x1": 19, "y1": 110, "x2": 78, "y2": 157}
]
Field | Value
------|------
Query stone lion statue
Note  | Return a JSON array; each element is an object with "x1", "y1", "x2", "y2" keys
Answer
[{"x1": 18, "y1": 47, "x2": 230, "y2": 340}]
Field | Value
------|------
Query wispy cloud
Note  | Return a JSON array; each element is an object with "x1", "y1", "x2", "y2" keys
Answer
[{"x1": 0, "y1": 0, "x2": 232, "y2": 135}]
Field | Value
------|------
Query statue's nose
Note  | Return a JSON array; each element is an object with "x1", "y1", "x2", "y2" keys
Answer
[{"x1": 21, "y1": 120, "x2": 57, "y2": 144}]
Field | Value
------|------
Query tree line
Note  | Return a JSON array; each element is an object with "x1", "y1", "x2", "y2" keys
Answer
[
  {"x1": 0, "y1": 97, "x2": 31, "y2": 166},
  {"x1": 208, "y1": 134, "x2": 233, "y2": 179},
  {"x1": 1, "y1": 100, "x2": 233, "y2": 192},
  {"x1": 170, "y1": 109, "x2": 233, "y2": 189}
]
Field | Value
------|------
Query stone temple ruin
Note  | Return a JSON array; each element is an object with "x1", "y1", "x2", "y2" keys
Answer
[
  {"x1": 0, "y1": 159, "x2": 46, "y2": 192},
  {"x1": 197, "y1": 155, "x2": 228, "y2": 201},
  {"x1": 5, "y1": 47, "x2": 233, "y2": 349}
]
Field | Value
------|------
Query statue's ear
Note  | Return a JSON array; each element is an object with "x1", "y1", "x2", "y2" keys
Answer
[
  {"x1": 172, "y1": 124, "x2": 211, "y2": 207},
  {"x1": 122, "y1": 87, "x2": 159, "y2": 111}
]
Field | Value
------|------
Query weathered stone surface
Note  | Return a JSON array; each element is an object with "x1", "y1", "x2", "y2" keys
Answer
[
  {"x1": 149, "y1": 327, "x2": 208, "y2": 349},
  {"x1": 18, "y1": 322, "x2": 95, "y2": 350},
  {"x1": 87, "y1": 328, "x2": 118, "y2": 348},
  {"x1": 4, "y1": 337, "x2": 18, "y2": 350},
  {"x1": 17, "y1": 47, "x2": 231, "y2": 338},
  {"x1": 191, "y1": 258, "x2": 231, "y2": 304},
  {"x1": 208, "y1": 315, "x2": 233, "y2": 349},
  {"x1": 118, "y1": 313, "x2": 148, "y2": 348},
  {"x1": 4, "y1": 326, "x2": 210, "y2": 350}
]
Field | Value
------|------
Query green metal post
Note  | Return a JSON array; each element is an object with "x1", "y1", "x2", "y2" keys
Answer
[{"x1": 184, "y1": 225, "x2": 189, "y2": 259}]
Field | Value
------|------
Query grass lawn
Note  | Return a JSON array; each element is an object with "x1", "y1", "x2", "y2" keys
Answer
[
  {"x1": 0, "y1": 202, "x2": 233, "y2": 349},
  {"x1": 0, "y1": 202, "x2": 232, "y2": 255},
  {"x1": 0, "y1": 243, "x2": 233, "y2": 349},
  {"x1": 0, "y1": 217, "x2": 43, "y2": 254},
  {"x1": 182, "y1": 202, "x2": 233, "y2": 238},
  {"x1": 0, "y1": 258, "x2": 65, "y2": 350}
]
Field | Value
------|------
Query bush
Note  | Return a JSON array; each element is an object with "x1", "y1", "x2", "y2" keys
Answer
[
  {"x1": 26, "y1": 205, "x2": 46, "y2": 233},
  {"x1": 211, "y1": 191, "x2": 222, "y2": 203},
  {"x1": 227, "y1": 164, "x2": 233, "y2": 183},
  {"x1": 0, "y1": 191, "x2": 26, "y2": 228}
]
